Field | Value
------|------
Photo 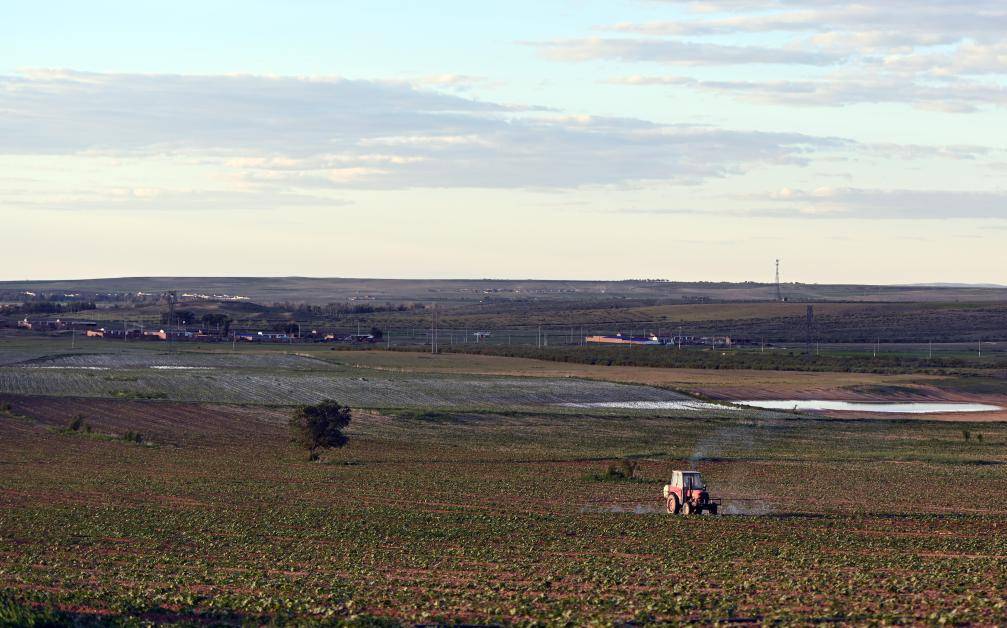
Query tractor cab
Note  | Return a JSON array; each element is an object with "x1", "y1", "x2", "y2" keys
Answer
[
  {"x1": 663, "y1": 470, "x2": 721, "y2": 515},
  {"x1": 680, "y1": 471, "x2": 704, "y2": 491}
]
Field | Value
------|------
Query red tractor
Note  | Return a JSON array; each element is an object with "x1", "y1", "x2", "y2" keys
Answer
[{"x1": 663, "y1": 470, "x2": 721, "y2": 515}]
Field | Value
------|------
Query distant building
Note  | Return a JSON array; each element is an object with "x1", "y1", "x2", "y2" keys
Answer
[
  {"x1": 585, "y1": 333, "x2": 662, "y2": 346},
  {"x1": 17, "y1": 318, "x2": 98, "y2": 332},
  {"x1": 235, "y1": 331, "x2": 290, "y2": 342},
  {"x1": 699, "y1": 336, "x2": 732, "y2": 347}
]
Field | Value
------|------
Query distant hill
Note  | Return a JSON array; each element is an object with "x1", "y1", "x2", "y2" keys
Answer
[
  {"x1": 905, "y1": 283, "x2": 1006, "y2": 289},
  {"x1": 2, "y1": 277, "x2": 1007, "y2": 305}
]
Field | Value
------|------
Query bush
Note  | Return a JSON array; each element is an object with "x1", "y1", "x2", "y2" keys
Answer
[
  {"x1": 123, "y1": 431, "x2": 144, "y2": 444},
  {"x1": 607, "y1": 459, "x2": 638, "y2": 479},
  {"x1": 290, "y1": 400, "x2": 352, "y2": 458},
  {"x1": 68, "y1": 415, "x2": 85, "y2": 431},
  {"x1": 587, "y1": 459, "x2": 643, "y2": 483}
]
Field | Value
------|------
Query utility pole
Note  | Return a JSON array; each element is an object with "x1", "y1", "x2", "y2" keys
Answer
[
  {"x1": 775, "y1": 259, "x2": 783, "y2": 302},
  {"x1": 166, "y1": 290, "x2": 177, "y2": 352},
  {"x1": 167, "y1": 291, "x2": 176, "y2": 328},
  {"x1": 805, "y1": 305, "x2": 814, "y2": 360},
  {"x1": 431, "y1": 305, "x2": 437, "y2": 354}
]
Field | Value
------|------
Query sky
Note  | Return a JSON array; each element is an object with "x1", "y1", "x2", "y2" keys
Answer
[{"x1": 1, "y1": 0, "x2": 1005, "y2": 284}]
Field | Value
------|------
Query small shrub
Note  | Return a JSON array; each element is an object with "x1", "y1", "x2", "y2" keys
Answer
[
  {"x1": 0, "y1": 402, "x2": 11, "y2": 413},
  {"x1": 606, "y1": 459, "x2": 638, "y2": 479},
  {"x1": 392, "y1": 410, "x2": 458, "y2": 423},
  {"x1": 111, "y1": 390, "x2": 167, "y2": 400},
  {"x1": 123, "y1": 431, "x2": 144, "y2": 444},
  {"x1": 68, "y1": 415, "x2": 85, "y2": 432},
  {"x1": 587, "y1": 459, "x2": 643, "y2": 482}
]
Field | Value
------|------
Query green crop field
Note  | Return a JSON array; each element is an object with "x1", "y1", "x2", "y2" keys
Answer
[
  {"x1": 3, "y1": 393, "x2": 1007, "y2": 624},
  {"x1": 3, "y1": 335, "x2": 1007, "y2": 624}
]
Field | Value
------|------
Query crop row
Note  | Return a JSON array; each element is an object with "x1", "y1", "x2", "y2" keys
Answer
[
  {"x1": 3, "y1": 402, "x2": 1007, "y2": 624},
  {"x1": 19, "y1": 350, "x2": 335, "y2": 370},
  {"x1": 0, "y1": 366, "x2": 690, "y2": 408}
]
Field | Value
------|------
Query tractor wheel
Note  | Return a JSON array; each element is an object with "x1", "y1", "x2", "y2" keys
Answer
[
  {"x1": 683, "y1": 502, "x2": 695, "y2": 516},
  {"x1": 666, "y1": 496, "x2": 680, "y2": 515}
]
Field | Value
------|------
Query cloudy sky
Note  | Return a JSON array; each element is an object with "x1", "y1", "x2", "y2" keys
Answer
[{"x1": 2, "y1": 1, "x2": 1005, "y2": 283}]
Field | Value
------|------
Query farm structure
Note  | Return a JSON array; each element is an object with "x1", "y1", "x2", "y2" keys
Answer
[
  {"x1": 586, "y1": 333, "x2": 663, "y2": 346},
  {"x1": 17, "y1": 318, "x2": 99, "y2": 332},
  {"x1": 586, "y1": 333, "x2": 732, "y2": 347},
  {"x1": 235, "y1": 331, "x2": 292, "y2": 342},
  {"x1": 15, "y1": 318, "x2": 214, "y2": 341}
]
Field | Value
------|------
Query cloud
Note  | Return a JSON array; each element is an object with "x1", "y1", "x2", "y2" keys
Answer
[
  {"x1": 609, "y1": 3, "x2": 1007, "y2": 42},
  {"x1": 582, "y1": 2, "x2": 1007, "y2": 111},
  {"x1": 5, "y1": 70, "x2": 1000, "y2": 221},
  {"x1": 607, "y1": 74, "x2": 1007, "y2": 112},
  {"x1": 882, "y1": 41, "x2": 1007, "y2": 77},
  {"x1": 0, "y1": 69, "x2": 851, "y2": 194},
  {"x1": 0, "y1": 69, "x2": 507, "y2": 156},
  {"x1": 411, "y1": 74, "x2": 503, "y2": 92},
  {"x1": 4, "y1": 187, "x2": 350, "y2": 213},
  {"x1": 619, "y1": 187, "x2": 1007, "y2": 221},
  {"x1": 535, "y1": 37, "x2": 839, "y2": 66},
  {"x1": 759, "y1": 187, "x2": 1007, "y2": 219}
]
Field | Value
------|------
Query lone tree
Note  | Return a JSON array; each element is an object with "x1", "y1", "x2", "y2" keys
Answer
[{"x1": 289, "y1": 400, "x2": 351, "y2": 460}]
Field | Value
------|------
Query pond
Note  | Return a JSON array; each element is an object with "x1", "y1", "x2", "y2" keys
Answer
[
  {"x1": 734, "y1": 400, "x2": 1002, "y2": 414},
  {"x1": 560, "y1": 400, "x2": 1003, "y2": 414},
  {"x1": 561, "y1": 401, "x2": 739, "y2": 411}
]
